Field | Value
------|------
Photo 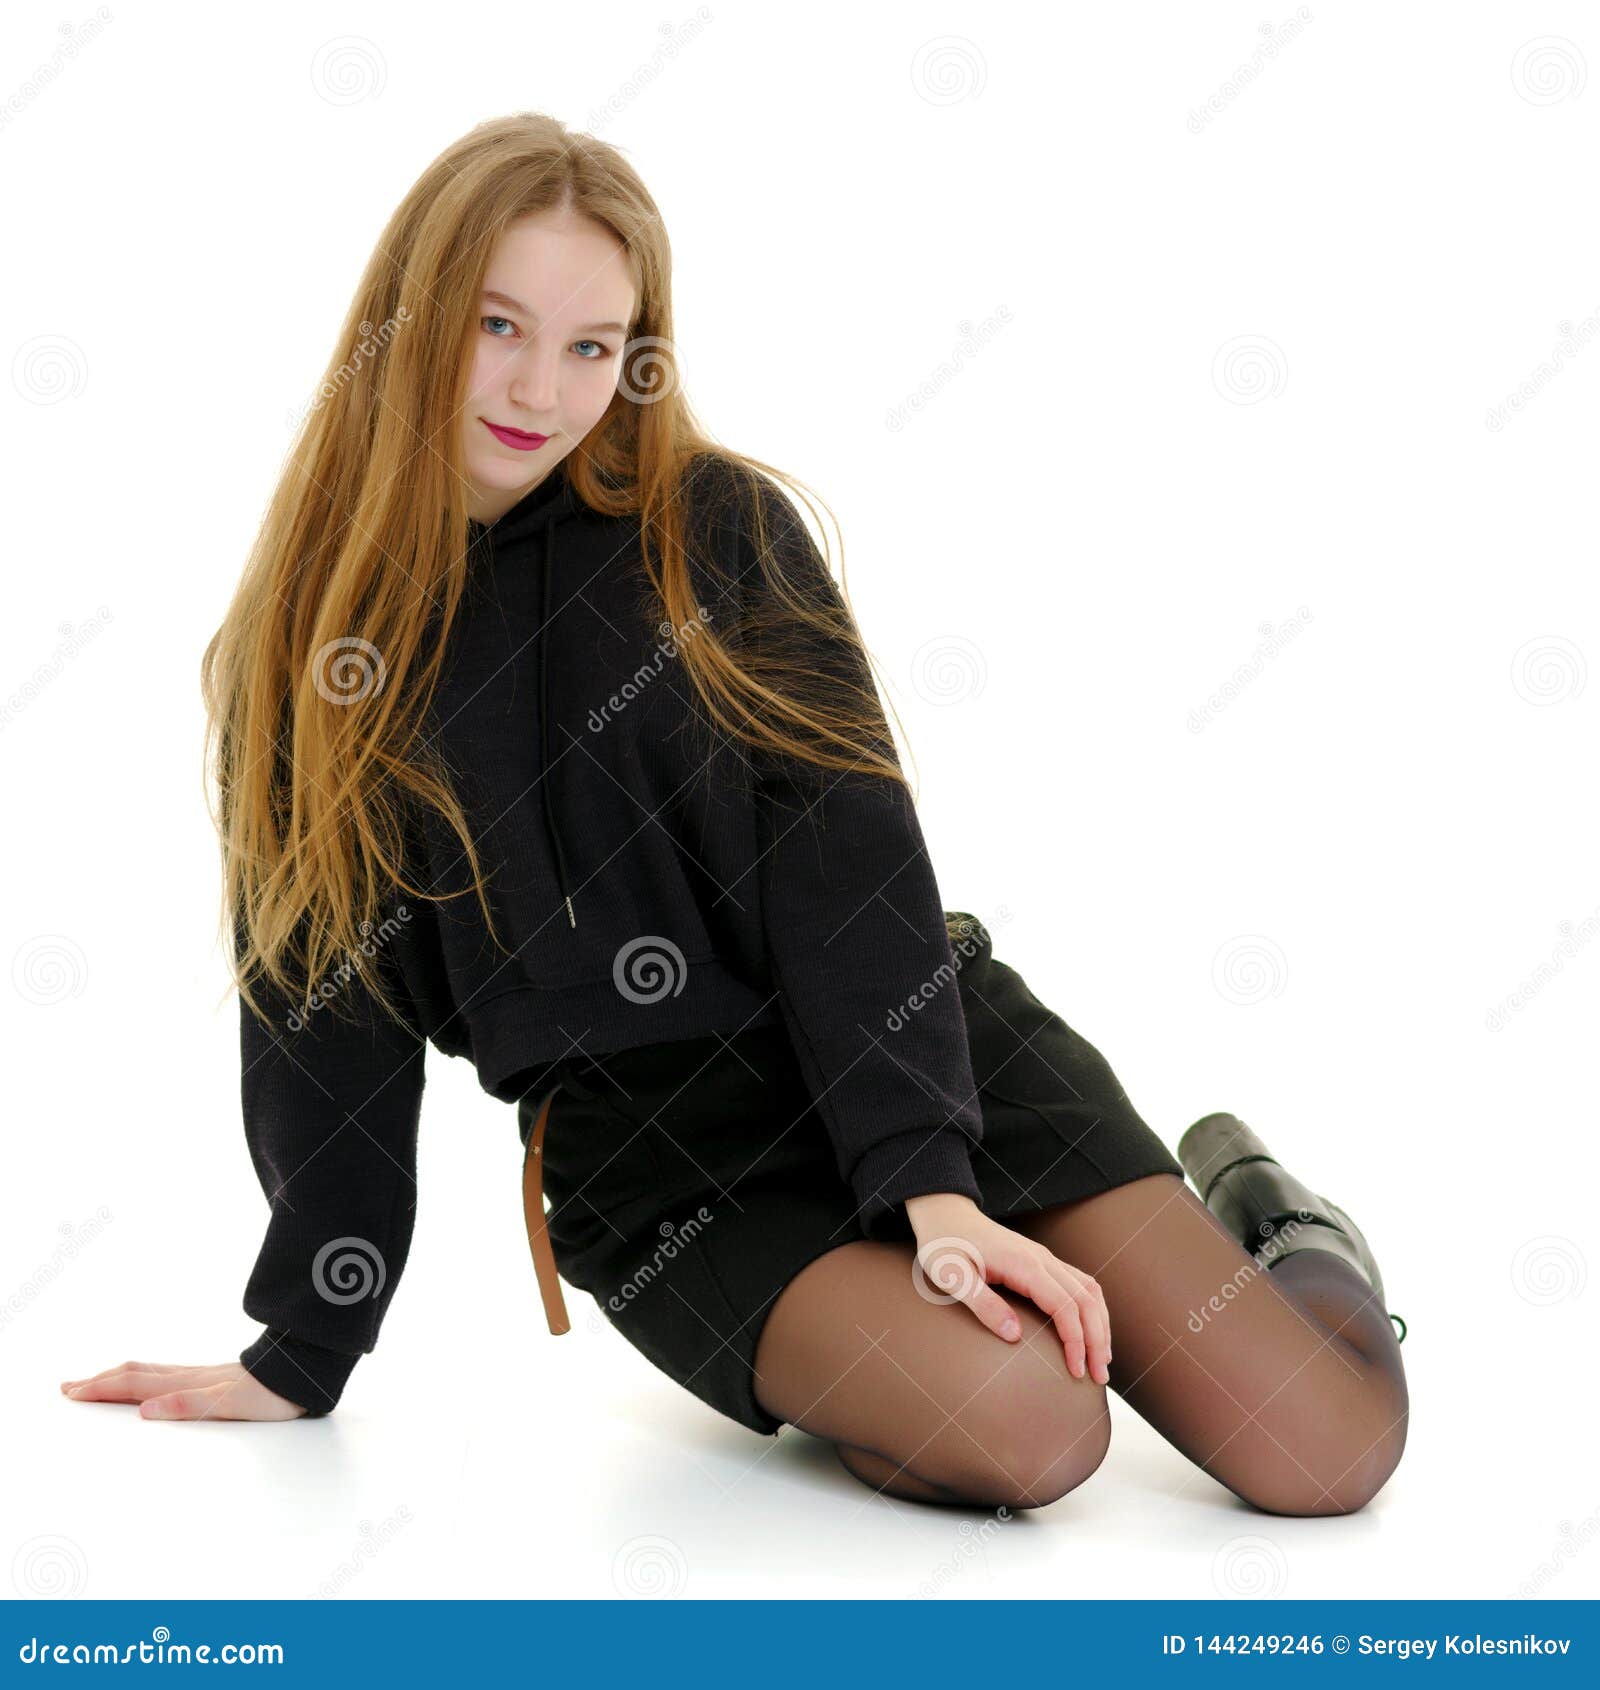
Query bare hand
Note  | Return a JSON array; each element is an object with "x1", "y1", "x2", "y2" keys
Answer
[
  {"x1": 905, "y1": 1195, "x2": 1112, "y2": 1384},
  {"x1": 59, "y1": 1361, "x2": 308, "y2": 1421}
]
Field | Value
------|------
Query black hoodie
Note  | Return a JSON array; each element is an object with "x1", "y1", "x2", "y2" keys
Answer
[{"x1": 235, "y1": 456, "x2": 985, "y2": 1414}]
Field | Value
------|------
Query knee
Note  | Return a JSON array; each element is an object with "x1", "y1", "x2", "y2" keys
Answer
[
  {"x1": 1242, "y1": 1396, "x2": 1409, "y2": 1518},
  {"x1": 946, "y1": 1382, "x2": 1113, "y2": 1510}
]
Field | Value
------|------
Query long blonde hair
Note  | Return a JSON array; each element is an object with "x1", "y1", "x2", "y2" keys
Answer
[{"x1": 202, "y1": 111, "x2": 918, "y2": 1031}]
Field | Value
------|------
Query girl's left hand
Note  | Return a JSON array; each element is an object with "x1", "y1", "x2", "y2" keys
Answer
[{"x1": 904, "y1": 1193, "x2": 1111, "y2": 1385}]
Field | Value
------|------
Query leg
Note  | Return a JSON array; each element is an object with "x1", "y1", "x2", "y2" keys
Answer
[
  {"x1": 1012, "y1": 1174, "x2": 1409, "y2": 1515},
  {"x1": 752, "y1": 1238, "x2": 1112, "y2": 1510}
]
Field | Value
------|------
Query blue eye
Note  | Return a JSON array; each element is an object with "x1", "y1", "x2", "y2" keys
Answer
[{"x1": 482, "y1": 318, "x2": 611, "y2": 359}]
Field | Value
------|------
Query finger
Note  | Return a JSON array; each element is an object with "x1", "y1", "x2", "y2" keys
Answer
[
  {"x1": 1041, "y1": 1260, "x2": 1110, "y2": 1383},
  {"x1": 966, "y1": 1281, "x2": 1026, "y2": 1341},
  {"x1": 61, "y1": 1360, "x2": 188, "y2": 1391},
  {"x1": 916, "y1": 1236, "x2": 1023, "y2": 1342},
  {"x1": 65, "y1": 1367, "x2": 214, "y2": 1404},
  {"x1": 989, "y1": 1254, "x2": 1089, "y2": 1378},
  {"x1": 140, "y1": 1383, "x2": 236, "y2": 1422}
]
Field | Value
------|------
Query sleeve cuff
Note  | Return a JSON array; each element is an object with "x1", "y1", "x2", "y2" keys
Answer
[
  {"x1": 240, "y1": 1328, "x2": 362, "y2": 1417},
  {"x1": 851, "y1": 1124, "x2": 984, "y2": 1242}
]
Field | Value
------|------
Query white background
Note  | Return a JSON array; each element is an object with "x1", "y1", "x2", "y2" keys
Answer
[{"x1": 3, "y1": 0, "x2": 1595, "y2": 1601}]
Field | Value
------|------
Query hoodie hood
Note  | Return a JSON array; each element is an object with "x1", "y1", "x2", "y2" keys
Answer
[{"x1": 466, "y1": 460, "x2": 585, "y2": 929}]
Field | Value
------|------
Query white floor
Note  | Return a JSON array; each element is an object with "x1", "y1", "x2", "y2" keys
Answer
[{"x1": 16, "y1": 1248, "x2": 1595, "y2": 1601}]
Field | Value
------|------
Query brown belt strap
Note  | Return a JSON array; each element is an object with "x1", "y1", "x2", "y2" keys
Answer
[{"x1": 521, "y1": 1086, "x2": 570, "y2": 1336}]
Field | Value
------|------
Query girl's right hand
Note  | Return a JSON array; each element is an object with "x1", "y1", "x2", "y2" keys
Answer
[
  {"x1": 59, "y1": 1360, "x2": 309, "y2": 1420},
  {"x1": 904, "y1": 1194, "x2": 1112, "y2": 1385}
]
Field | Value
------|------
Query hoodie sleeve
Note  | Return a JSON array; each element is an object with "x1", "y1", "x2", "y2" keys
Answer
[
  {"x1": 234, "y1": 920, "x2": 427, "y2": 1415},
  {"x1": 727, "y1": 473, "x2": 986, "y2": 1241}
]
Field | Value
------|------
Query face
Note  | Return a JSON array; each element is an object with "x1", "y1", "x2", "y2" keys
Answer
[{"x1": 459, "y1": 208, "x2": 637, "y2": 524}]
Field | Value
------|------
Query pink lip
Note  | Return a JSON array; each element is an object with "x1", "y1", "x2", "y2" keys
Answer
[{"x1": 483, "y1": 420, "x2": 550, "y2": 450}]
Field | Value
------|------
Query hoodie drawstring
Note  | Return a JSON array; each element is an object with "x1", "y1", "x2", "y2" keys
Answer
[{"x1": 539, "y1": 518, "x2": 577, "y2": 929}]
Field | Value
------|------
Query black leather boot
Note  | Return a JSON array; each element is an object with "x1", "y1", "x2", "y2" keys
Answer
[{"x1": 1177, "y1": 1111, "x2": 1406, "y2": 1344}]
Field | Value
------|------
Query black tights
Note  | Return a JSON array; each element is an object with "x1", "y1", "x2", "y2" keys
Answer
[{"x1": 750, "y1": 1174, "x2": 1409, "y2": 1514}]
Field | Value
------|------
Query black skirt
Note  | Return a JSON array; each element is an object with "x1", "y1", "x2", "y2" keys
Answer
[{"x1": 517, "y1": 911, "x2": 1183, "y2": 1437}]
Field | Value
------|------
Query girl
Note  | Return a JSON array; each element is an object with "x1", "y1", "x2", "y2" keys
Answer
[{"x1": 62, "y1": 113, "x2": 1407, "y2": 1515}]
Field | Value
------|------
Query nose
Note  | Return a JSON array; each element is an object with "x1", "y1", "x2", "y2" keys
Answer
[{"x1": 506, "y1": 342, "x2": 559, "y2": 418}]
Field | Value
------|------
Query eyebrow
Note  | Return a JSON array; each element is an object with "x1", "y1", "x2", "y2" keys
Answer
[{"x1": 481, "y1": 290, "x2": 629, "y2": 335}]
